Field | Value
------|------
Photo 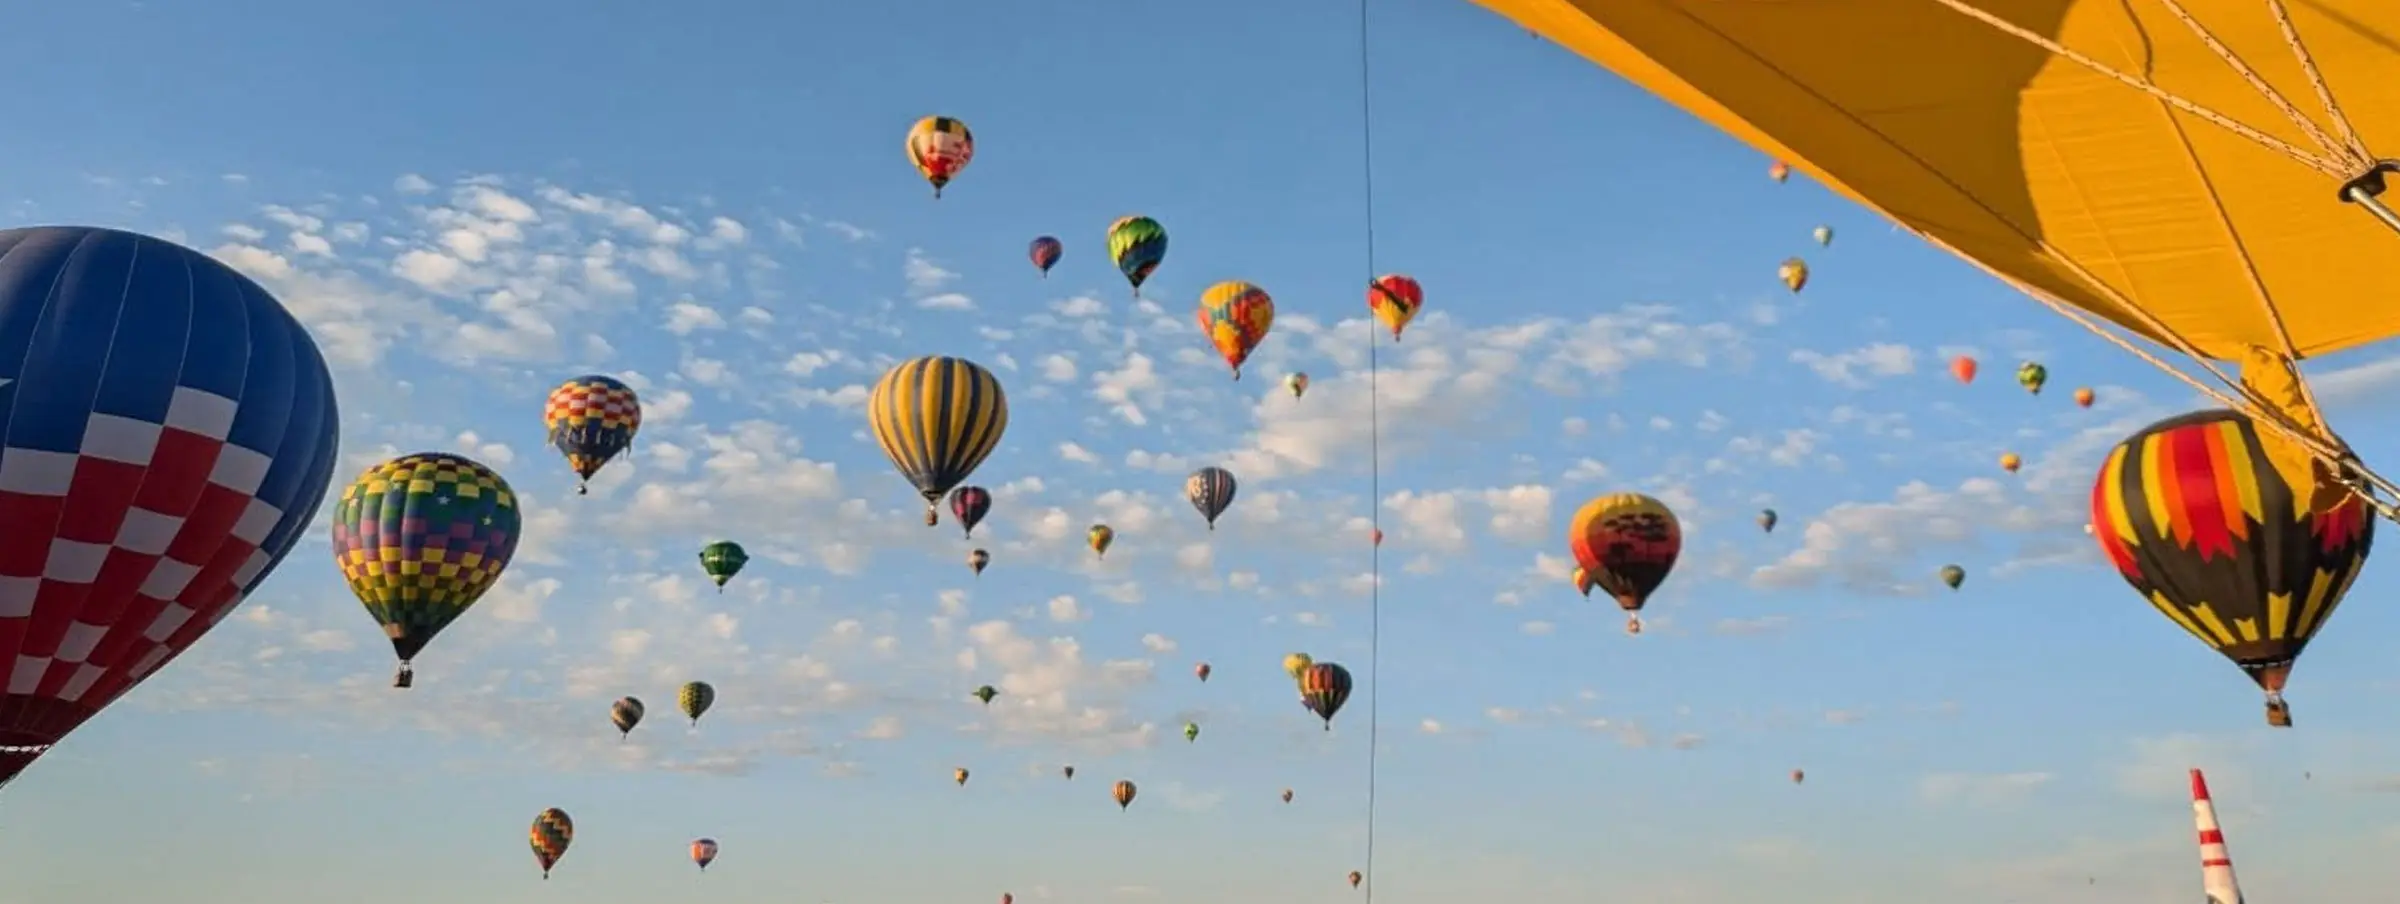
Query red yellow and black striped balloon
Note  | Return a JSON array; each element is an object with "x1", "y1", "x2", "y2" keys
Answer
[{"x1": 2090, "y1": 409, "x2": 2374, "y2": 727}]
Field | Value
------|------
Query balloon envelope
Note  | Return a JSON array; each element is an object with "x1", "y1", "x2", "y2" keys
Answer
[{"x1": 0, "y1": 226, "x2": 342, "y2": 787}]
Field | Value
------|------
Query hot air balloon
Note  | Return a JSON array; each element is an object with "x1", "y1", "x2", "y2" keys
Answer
[
  {"x1": 1286, "y1": 372, "x2": 1310, "y2": 398},
  {"x1": 1197, "y1": 281, "x2": 1275, "y2": 379},
  {"x1": 1792, "y1": 769, "x2": 1805, "y2": 785},
  {"x1": 1183, "y1": 722, "x2": 1200, "y2": 743},
  {"x1": 1767, "y1": 161, "x2": 1790, "y2": 183},
  {"x1": 610, "y1": 696, "x2": 645, "y2": 740},
  {"x1": 2000, "y1": 452, "x2": 2023, "y2": 474},
  {"x1": 1758, "y1": 509, "x2": 1778, "y2": 533},
  {"x1": 1950, "y1": 356, "x2": 1979, "y2": 384},
  {"x1": 680, "y1": 681, "x2": 715, "y2": 725},
  {"x1": 868, "y1": 356, "x2": 1008, "y2": 526},
  {"x1": 698, "y1": 541, "x2": 748, "y2": 592},
  {"x1": 1028, "y1": 236, "x2": 1063, "y2": 278},
  {"x1": 1349, "y1": 871, "x2": 1364, "y2": 889},
  {"x1": 531, "y1": 808, "x2": 574, "y2": 879},
  {"x1": 1571, "y1": 566, "x2": 1595, "y2": 598},
  {"x1": 1002, "y1": 894, "x2": 1013, "y2": 904},
  {"x1": 0, "y1": 226, "x2": 341, "y2": 790},
  {"x1": 1481, "y1": 0, "x2": 2400, "y2": 517},
  {"x1": 1368, "y1": 274, "x2": 1423, "y2": 341},
  {"x1": 691, "y1": 838, "x2": 718, "y2": 872},
  {"x1": 1088, "y1": 524, "x2": 1114, "y2": 559},
  {"x1": 2092, "y1": 409, "x2": 2375, "y2": 727},
  {"x1": 334, "y1": 453, "x2": 521, "y2": 688},
  {"x1": 1812, "y1": 225, "x2": 1833, "y2": 246},
  {"x1": 1938, "y1": 564, "x2": 1966, "y2": 590},
  {"x1": 2016, "y1": 361, "x2": 2049, "y2": 395},
  {"x1": 1282, "y1": 653, "x2": 1314, "y2": 679},
  {"x1": 1195, "y1": 662, "x2": 1212, "y2": 682},
  {"x1": 544, "y1": 375, "x2": 641, "y2": 495},
  {"x1": 1106, "y1": 216, "x2": 1168, "y2": 296},
  {"x1": 968, "y1": 548, "x2": 990, "y2": 576},
  {"x1": 1777, "y1": 258, "x2": 1809, "y2": 293},
  {"x1": 1186, "y1": 466, "x2": 1238, "y2": 529},
  {"x1": 955, "y1": 767, "x2": 971, "y2": 786},
  {"x1": 1298, "y1": 662, "x2": 1354, "y2": 729},
  {"x1": 1371, "y1": 527, "x2": 1384, "y2": 547},
  {"x1": 2075, "y1": 387, "x2": 2096, "y2": 408},
  {"x1": 1112, "y1": 779, "x2": 1138, "y2": 810},
  {"x1": 973, "y1": 685, "x2": 997, "y2": 705},
  {"x1": 1567, "y1": 493, "x2": 1683, "y2": 635},
  {"x1": 949, "y1": 486, "x2": 992, "y2": 537},
  {"x1": 904, "y1": 116, "x2": 974, "y2": 198},
  {"x1": 1062, "y1": 765, "x2": 1076, "y2": 780},
  {"x1": 1281, "y1": 788, "x2": 1294, "y2": 803}
]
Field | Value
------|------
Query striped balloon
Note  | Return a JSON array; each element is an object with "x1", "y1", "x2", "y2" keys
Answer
[
  {"x1": 1298, "y1": 662, "x2": 1354, "y2": 730},
  {"x1": 1185, "y1": 466, "x2": 1238, "y2": 530},
  {"x1": 0, "y1": 226, "x2": 341, "y2": 789},
  {"x1": 530, "y1": 808, "x2": 574, "y2": 878},
  {"x1": 867, "y1": 357, "x2": 1008, "y2": 525},
  {"x1": 2091, "y1": 409, "x2": 2375, "y2": 727}
]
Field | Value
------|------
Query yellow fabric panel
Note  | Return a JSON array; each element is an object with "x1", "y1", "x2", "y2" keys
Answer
[{"x1": 1476, "y1": 0, "x2": 2400, "y2": 360}]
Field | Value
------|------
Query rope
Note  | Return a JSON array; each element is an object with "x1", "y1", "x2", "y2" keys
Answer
[
  {"x1": 1924, "y1": 0, "x2": 2400, "y2": 519},
  {"x1": 1354, "y1": 0, "x2": 1385, "y2": 900}
]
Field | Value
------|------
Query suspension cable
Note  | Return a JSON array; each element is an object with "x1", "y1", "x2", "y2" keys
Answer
[{"x1": 1354, "y1": 0, "x2": 1384, "y2": 900}]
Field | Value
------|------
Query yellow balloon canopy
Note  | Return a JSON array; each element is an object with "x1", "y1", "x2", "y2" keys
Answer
[{"x1": 1478, "y1": 0, "x2": 2400, "y2": 512}]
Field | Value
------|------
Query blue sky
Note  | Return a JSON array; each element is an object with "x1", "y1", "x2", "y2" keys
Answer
[{"x1": 4, "y1": 1, "x2": 2400, "y2": 902}]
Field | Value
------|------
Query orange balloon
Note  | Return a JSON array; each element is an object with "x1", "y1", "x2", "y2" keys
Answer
[
  {"x1": 2000, "y1": 452, "x2": 2023, "y2": 473},
  {"x1": 1950, "y1": 356, "x2": 1978, "y2": 384},
  {"x1": 2074, "y1": 387, "x2": 2096, "y2": 408}
]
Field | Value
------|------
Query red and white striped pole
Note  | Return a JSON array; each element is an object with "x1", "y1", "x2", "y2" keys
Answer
[{"x1": 2191, "y1": 768, "x2": 2246, "y2": 904}]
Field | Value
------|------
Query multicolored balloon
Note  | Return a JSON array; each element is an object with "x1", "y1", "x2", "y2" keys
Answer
[
  {"x1": 1197, "y1": 281, "x2": 1275, "y2": 379},
  {"x1": 1567, "y1": 493, "x2": 1682, "y2": 635},
  {"x1": 0, "y1": 226, "x2": 341, "y2": 789},
  {"x1": 1939, "y1": 564, "x2": 1966, "y2": 590},
  {"x1": 1028, "y1": 236, "x2": 1063, "y2": 278},
  {"x1": 1113, "y1": 779, "x2": 1138, "y2": 810},
  {"x1": 543, "y1": 375, "x2": 641, "y2": 495},
  {"x1": 1299, "y1": 662, "x2": 1354, "y2": 729},
  {"x1": 1106, "y1": 216, "x2": 1169, "y2": 296},
  {"x1": 1195, "y1": 662, "x2": 1212, "y2": 682},
  {"x1": 1757, "y1": 509, "x2": 1779, "y2": 532},
  {"x1": 1088, "y1": 524, "x2": 1114, "y2": 559},
  {"x1": 698, "y1": 541, "x2": 748, "y2": 592},
  {"x1": 2016, "y1": 361, "x2": 2049, "y2": 395},
  {"x1": 333, "y1": 453, "x2": 522, "y2": 688},
  {"x1": 610, "y1": 696, "x2": 645, "y2": 740},
  {"x1": 531, "y1": 808, "x2": 574, "y2": 879},
  {"x1": 1286, "y1": 372, "x2": 1310, "y2": 398},
  {"x1": 1367, "y1": 274, "x2": 1423, "y2": 341},
  {"x1": 690, "y1": 838, "x2": 718, "y2": 872},
  {"x1": 955, "y1": 767, "x2": 971, "y2": 786},
  {"x1": 904, "y1": 116, "x2": 975, "y2": 198},
  {"x1": 1185, "y1": 466, "x2": 1238, "y2": 529},
  {"x1": 867, "y1": 357, "x2": 1009, "y2": 526},
  {"x1": 2092, "y1": 409, "x2": 2376, "y2": 726},
  {"x1": 968, "y1": 548, "x2": 990, "y2": 576},
  {"x1": 1778, "y1": 258, "x2": 1809, "y2": 293}
]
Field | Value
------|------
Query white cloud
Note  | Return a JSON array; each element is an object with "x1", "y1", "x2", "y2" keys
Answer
[{"x1": 1790, "y1": 342, "x2": 1917, "y2": 387}]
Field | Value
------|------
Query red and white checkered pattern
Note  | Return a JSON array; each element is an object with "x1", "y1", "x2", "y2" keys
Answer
[
  {"x1": 543, "y1": 383, "x2": 641, "y2": 433},
  {"x1": 0, "y1": 386, "x2": 290, "y2": 716}
]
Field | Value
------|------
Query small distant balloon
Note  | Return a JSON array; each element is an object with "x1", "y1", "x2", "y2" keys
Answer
[
  {"x1": 1950, "y1": 356, "x2": 1978, "y2": 384},
  {"x1": 1812, "y1": 225, "x2": 1833, "y2": 246},
  {"x1": 1757, "y1": 509, "x2": 1778, "y2": 533},
  {"x1": 1088, "y1": 524, "x2": 1115, "y2": 558},
  {"x1": 1768, "y1": 161, "x2": 1791, "y2": 183},
  {"x1": 1939, "y1": 564, "x2": 1967, "y2": 590},
  {"x1": 968, "y1": 548, "x2": 990, "y2": 576},
  {"x1": 905, "y1": 116, "x2": 975, "y2": 198},
  {"x1": 1028, "y1": 236, "x2": 1063, "y2": 277},
  {"x1": 2074, "y1": 386, "x2": 2096, "y2": 408},
  {"x1": 1778, "y1": 258, "x2": 1808, "y2": 293},
  {"x1": 1286, "y1": 372, "x2": 1310, "y2": 398},
  {"x1": 2000, "y1": 452, "x2": 2023, "y2": 474}
]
